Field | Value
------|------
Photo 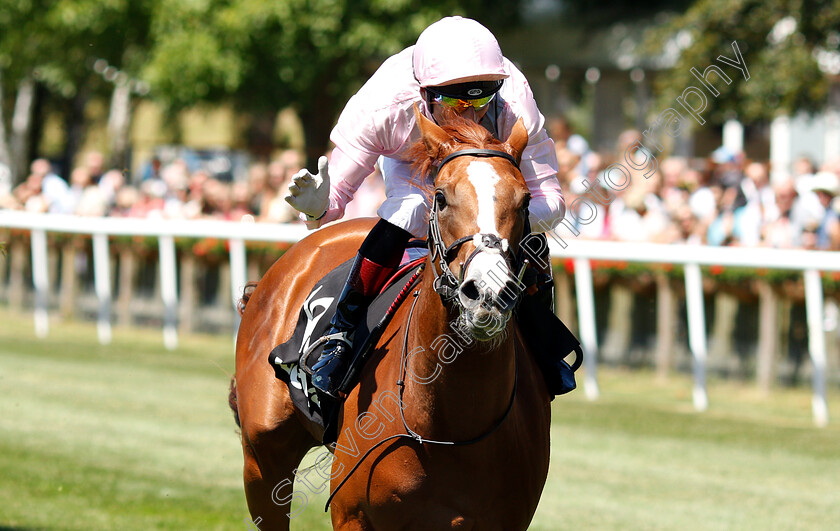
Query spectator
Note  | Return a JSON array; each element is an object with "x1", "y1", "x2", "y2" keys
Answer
[
  {"x1": 140, "y1": 156, "x2": 162, "y2": 182},
  {"x1": 98, "y1": 169, "x2": 126, "y2": 210},
  {"x1": 609, "y1": 184, "x2": 670, "y2": 243},
  {"x1": 762, "y1": 178, "x2": 805, "y2": 248},
  {"x1": 0, "y1": 163, "x2": 19, "y2": 210},
  {"x1": 83, "y1": 151, "x2": 106, "y2": 183},
  {"x1": 563, "y1": 173, "x2": 608, "y2": 240},
  {"x1": 659, "y1": 157, "x2": 689, "y2": 215},
  {"x1": 260, "y1": 154, "x2": 300, "y2": 223},
  {"x1": 111, "y1": 186, "x2": 139, "y2": 217},
  {"x1": 231, "y1": 181, "x2": 255, "y2": 221},
  {"x1": 62, "y1": 166, "x2": 91, "y2": 214},
  {"x1": 706, "y1": 183, "x2": 748, "y2": 246},
  {"x1": 182, "y1": 169, "x2": 211, "y2": 218},
  {"x1": 162, "y1": 178, "x2": 189, "y2": 219},
  {"x1": 668, "y1": 205, "x2": 704, "y2": 245},
  {"x1": 65, "y1": 166, "x2": 108, "y2": 217},
  {"x1": 200, "y1": 177, "x2": 227, "y2": 218},
  {"x1": 129, "y1": 179, "x2": 167, "y2": 218},
  {"x1": 247, "y1": 163, "x2": 269, "y2": 217},
  {"x1": 791, "y1": 155, "x2": 816, "y2": 182},
  {"x1": 688, "y1": 166, "x2": 717, "y2": 227},
  {"x1": 809, "y1": 171, "x2": 840, "y2": 250},
  {"x1": 555, "y1": 145, "x2": 582, "y2": 190},
  {"x1": 209, "y1": 181, "x2": 235, "y2": 220},
  {"x1": 549, "y1": 115, "x2": 591, "y2": 176},
  {"x1": 710, "y1": 146, "x2": 744, "y2": 189},
  {"x1": 161, "y1": 159, "x2": 190, "y2": 193},
  {"x1": 14, "y1": 159, "x2": 69, "y2": 213}
]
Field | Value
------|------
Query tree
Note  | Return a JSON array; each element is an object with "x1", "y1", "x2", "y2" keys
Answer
[
  {"x1": 0, "y1": 0, "x2": 155, "y2": 182},
  {"x1": 561, "y1": 0, "x2": 694, "y2": 27},
  {"x1": 0, "y1": 0, "x2": 53, "y2": 182},
  {"x1": 144, "y1": 0, "x2": 525, "y2": 167},
  {"x1": 644, "y1": 0, "x2": 840, "y2": 124}
]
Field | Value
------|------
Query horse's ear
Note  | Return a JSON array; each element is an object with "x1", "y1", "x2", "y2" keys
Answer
[
  {"x1": 413, "y1": 103, "x2": 451, "y2": 159},
  {"x1": 505, "y1": 118, "x2": 529, "y2": 164}
]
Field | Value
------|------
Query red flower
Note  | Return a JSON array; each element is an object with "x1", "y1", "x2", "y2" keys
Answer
[{"x1": 709, "y1": 265, "x2": 725, "y2": 276}]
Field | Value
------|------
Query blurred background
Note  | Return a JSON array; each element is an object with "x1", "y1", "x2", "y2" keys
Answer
[
  {"x1": 1, "y1": 1, "x2": 840, "y2": 530},
  {"x1": 2, "y1": 0, "x2": 839, "y2": 385}
]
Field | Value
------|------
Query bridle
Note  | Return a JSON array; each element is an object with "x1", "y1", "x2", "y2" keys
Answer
[{"x1": 426, "y1": 148, "x2": 532, "y2": 307}]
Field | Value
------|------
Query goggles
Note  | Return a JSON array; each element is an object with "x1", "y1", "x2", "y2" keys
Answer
[{"x1": 430, "y1": 92, "x2": 496, "y2": 111}]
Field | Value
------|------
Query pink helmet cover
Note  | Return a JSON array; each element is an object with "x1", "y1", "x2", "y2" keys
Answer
[{"x1": 413, "y1": 16, "x2": 509, "y2": 88}]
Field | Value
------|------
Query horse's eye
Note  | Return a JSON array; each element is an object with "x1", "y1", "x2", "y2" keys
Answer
[{"x1": 435, "y1": 191, "x2": 447, "y2": 209}]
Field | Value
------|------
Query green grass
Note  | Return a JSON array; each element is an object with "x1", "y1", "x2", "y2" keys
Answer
[{"x1": 1, "y1": 309, "x2": 838, "y2": 530}]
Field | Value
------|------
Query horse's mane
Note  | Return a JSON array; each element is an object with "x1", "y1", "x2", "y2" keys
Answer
[{"x1": 408, "y1": 109, "x2": 516, "y2": 193}]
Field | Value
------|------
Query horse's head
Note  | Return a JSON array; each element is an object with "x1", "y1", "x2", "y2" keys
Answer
[{"x1": 412, "y1": 106, "x2": 531, "y2": 341}]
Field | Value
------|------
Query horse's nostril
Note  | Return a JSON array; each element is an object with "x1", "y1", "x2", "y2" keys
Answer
[
  {"x1": 460, "y1": 279, "x2": 481, "y2": 301},
  {"x1": 494, "y1": 281, "x2": 521, "y2": 311},
  {"x1": 502, "y1": 281, "x2": 520, "y2": 301}
]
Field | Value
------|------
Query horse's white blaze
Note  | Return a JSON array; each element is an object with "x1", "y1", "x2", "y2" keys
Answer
[
  {"x1": 467, "y1": 161, "x2": 501, "y2": 236},
  {"x1": 462, "y1": 161, "x2": 511, "y2": 300}
]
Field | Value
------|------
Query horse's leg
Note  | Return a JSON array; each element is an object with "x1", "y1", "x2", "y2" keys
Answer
[
  {"x1": 238, "y1": 373, "x2": 316, "y2": 529},
  {"x1": 233, "y1": 218, "x2": 376, "y2": 528}
]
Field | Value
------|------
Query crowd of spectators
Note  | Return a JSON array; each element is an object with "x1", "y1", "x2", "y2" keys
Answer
[
  {"x1": 0, "y1": 149, "x2": 387, "y2": 225},
  {"x1": 550, "y1": 118, "x2": 840, "y2": 251},
  {"x1": 1, "y1": 124, "x2": 839, "y2": 251}
]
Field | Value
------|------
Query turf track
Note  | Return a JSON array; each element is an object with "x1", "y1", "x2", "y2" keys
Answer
[{"x1": 1, "y1": 309, "x2": 838, "y2": 530}]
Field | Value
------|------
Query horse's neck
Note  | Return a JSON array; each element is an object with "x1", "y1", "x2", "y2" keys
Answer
[{"x1": 401, "y1": 273, "x2": 516, "y2": 438}]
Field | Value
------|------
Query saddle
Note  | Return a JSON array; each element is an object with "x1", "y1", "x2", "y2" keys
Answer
[{"x1": 269, "y1": 246, "x2": 428, "y2": 444}]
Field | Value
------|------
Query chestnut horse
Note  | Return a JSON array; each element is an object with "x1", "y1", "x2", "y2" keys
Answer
[{"x1": 232, "y1": 108, "x2": 550, "y2": 530}]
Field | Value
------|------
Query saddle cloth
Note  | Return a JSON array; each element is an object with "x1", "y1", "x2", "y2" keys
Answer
[{"x1": 268, "y1": 246, "x2": 428, "y2": 444}]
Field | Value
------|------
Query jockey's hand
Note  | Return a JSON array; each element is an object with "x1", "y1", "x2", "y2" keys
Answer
[{"x1": 284, "y1": 156, "x2": 330, "y2": 220}]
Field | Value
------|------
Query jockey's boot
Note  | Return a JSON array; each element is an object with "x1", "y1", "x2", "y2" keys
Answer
[
  {"x1": 311, "y1": 252, "x2": 397, "y2": 398},
  {"x1": 516, "y1": 233, "x2": 581, "y2": 398}
]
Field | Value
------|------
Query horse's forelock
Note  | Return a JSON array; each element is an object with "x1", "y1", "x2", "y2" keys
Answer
[{"x1": 408, "y1": 110, "x2": 512, "y2": 194}]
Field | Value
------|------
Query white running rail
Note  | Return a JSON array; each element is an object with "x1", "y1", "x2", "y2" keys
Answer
[{"x1": 1, "y1": 210, "x2": 836, "y2": 426}]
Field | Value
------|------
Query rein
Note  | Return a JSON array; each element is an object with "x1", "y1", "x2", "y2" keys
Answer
[
  {"x1": 394, "y1": 290, "x2": 518, "y2": 448},
  {"x1": 324, "y1": 281, "x2": 519, "y2": 511}
]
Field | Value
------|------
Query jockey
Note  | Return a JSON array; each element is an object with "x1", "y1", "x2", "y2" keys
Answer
[{"x1": 285, "y1": 16, "x2": 567, "y2": 399}]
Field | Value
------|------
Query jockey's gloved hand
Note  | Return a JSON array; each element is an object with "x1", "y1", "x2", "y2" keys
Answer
[{"x1": 284, "y1": 156, "x2": 330, "y2": 220}]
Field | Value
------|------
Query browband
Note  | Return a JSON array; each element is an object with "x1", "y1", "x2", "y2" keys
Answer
[{"x1": 432, "y1": 148, "x2": 519, "y2": 179}]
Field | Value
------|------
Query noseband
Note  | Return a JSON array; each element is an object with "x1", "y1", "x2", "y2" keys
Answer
[{"x1": 427, "y1": 149, "x2": 532, "y2": 305}]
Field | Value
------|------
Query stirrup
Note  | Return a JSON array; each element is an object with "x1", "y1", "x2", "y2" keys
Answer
[{"x1": 300, "y1": 331, "x2": 352, "y2": 376}]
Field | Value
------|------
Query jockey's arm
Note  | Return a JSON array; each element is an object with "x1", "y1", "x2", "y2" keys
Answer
[
  {"x1": 302, "y1": 107, "x2": 391, "y2": 229},
  {"x1": 521, "y1": 129, "x2": 567, "y2": 233},
  {"x1": 300, "y1": 145, "x2": 378, "y2": 229},
  {"x1": 500, "y1": 60, "x2": 566, "y2": 233}
]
